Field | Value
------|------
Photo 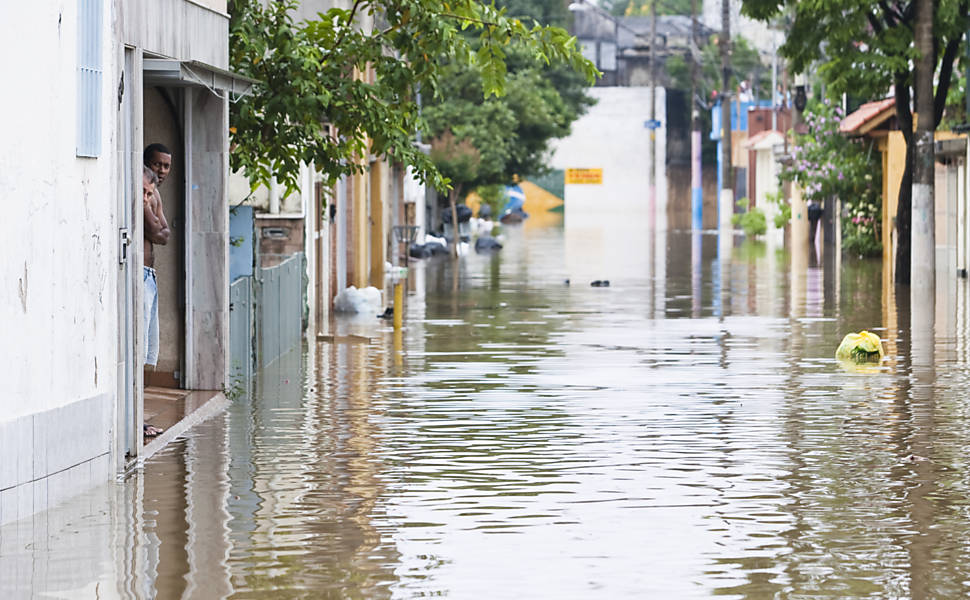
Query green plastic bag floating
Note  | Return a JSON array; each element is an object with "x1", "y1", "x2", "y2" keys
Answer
[{"x1": 835, "y1": 331, "x2": 885, "y2": 364}]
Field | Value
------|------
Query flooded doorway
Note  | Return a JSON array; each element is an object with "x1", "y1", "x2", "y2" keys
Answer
[{"x1": 143, "y1": 85, "x2": 186, "y2": 389}]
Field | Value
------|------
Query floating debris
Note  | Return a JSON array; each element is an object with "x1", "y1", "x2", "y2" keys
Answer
[{"x1": 835, "y1": 331, "x2": 884, "y2": 364}]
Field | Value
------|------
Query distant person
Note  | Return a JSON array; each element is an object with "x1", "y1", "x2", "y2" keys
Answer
[
  {"x1": 143, "y1": 144, "x2": 172, "y2": 438},
  {"x1": 807, "y1": 200, "x2": 823, "y2": 245}
]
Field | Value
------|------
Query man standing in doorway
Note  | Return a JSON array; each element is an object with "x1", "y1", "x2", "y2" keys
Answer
[{"x1": 143, "y1": 144, "x2": 172, "y2": 437}]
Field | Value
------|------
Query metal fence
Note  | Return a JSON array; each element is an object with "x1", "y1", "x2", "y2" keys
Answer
[
  {"x1": 229, "y1": 252, "x2": 305, "y2": 379},
  {"x1": 229, "y1": 276, "x2": 254, "y2": 384},
  {"x1": 256, "y1": 252, "x2": 304, "y2": 368}
]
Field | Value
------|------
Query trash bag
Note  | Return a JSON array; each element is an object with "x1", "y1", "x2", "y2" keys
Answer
[
  {"x1": 835, "y1": 331, "x2": 884, "y2": 363},
  {"x1": 474, "y1": 236, "x2": 503, "y2": 253},
  {"x1": 409, "y1": 243, "x2": 433, "y2": 259},
  {"x1": 427, "y1": 241, "x2": 449, "y2": 256},
  {"x1": 334, "y1": 285, "x2": 382, "y2": 314},
  {"x1": 441, "y1": 204, "x2": 473, "y2": 224}
]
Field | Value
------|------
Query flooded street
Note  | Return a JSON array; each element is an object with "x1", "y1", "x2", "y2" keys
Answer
[{"x1": 7, "y1": 221, "x2": 970, "y2": 598}]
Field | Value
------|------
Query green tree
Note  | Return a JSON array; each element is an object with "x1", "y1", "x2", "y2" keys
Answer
[
  {"x1": 497, "y1": 0, "x2": 570, "y2": 27},
  {"x1": 602, "y1": 0, "x2": 692, "y2": 17},
  {"x1": 667, "y1": 35, "x2": 768, "y2": 104},
  {"x1": 740, "y1": 0, "x2": 969, "y2": 283},
  {"x1": 227, "y1": 0, "x2": 597, "y2": 196},
  {"x1": 425, "y1": 49, "x2": 594, "y2": 182},
  {"x1": 420, "y1": 0, "x2": 595, "y2": 241}
]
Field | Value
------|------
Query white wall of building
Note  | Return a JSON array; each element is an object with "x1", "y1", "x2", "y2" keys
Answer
[
  {"x1": 0, "y1": 1, "x2": 119, "y2": 524},
  {"x1": 1, "y1": 3, "x2": 119, "y2": 420},
  {"x1": 550, "y1": 86, "x2": 667, "y2": 283}
]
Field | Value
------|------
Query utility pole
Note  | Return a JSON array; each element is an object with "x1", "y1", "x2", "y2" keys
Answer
[
  {"x1": 690, "y1": 0, "x2": 702, "y2": 231},
  {"x1": 718, "y1": 0, "x2": 733, "y2": 230},
  {"x1": 649, "y1": 0, "x2": 657, "y2": 226}
]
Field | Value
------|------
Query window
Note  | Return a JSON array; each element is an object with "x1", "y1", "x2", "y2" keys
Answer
[{"x1": 76, "y1": 0, "x2": 102, "y2": 157}]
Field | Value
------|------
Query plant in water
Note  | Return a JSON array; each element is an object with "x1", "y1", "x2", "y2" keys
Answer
[
  {"x1": 732, "y1": 198, "x2": 767, "y2": 237},
  {"x1": 765, "y1": 190, "x2": 791, "y2": 229}
]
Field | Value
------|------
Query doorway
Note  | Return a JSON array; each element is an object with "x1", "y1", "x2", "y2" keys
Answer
[{"x1": 143, "y1": 86, "x2": 187, "y2": 389}]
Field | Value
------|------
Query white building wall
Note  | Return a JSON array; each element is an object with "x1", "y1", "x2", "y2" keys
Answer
[
  {"x1": 0, "y1": 1, "x2": 119, "y2": 524},
  {"x1": 550, "y1": 86, "x2": 667, "y2": 284}
]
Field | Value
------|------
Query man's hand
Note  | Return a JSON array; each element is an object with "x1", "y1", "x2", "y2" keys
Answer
[{"x1": 144, "y1": 191, "x2": 171, "y2": 245}]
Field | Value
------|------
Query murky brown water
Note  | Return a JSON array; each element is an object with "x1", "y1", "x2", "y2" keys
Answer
[{"x1": 6, "y1": 222, "x2": 970, "y2": 598}]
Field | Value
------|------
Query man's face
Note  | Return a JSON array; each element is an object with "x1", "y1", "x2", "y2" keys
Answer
[
  {"x1": 143, "y1": 176, "x2": 155, "y2": 204},
  {"x1": 147, "y1": 152, "x2": 172, "y2": 185}
]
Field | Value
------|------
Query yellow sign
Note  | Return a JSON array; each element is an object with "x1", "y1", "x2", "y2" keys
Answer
[{"x1": 565, "y1": 168, "x2": 603, "y2": 185}]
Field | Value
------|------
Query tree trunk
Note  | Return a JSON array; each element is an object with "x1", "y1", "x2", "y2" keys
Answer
[
  {"x1": 895, "y1": 145, "x2": 914, "y2": 285},
  {"x1": 911, "y1": 0, "x2": 935, "y2": 292},
  {"x1": 894, "y1": 68, "x2": 915, "y2": 285},
  {"x1": 448, "y1": 184, "x2": 462, "y2": 258}
]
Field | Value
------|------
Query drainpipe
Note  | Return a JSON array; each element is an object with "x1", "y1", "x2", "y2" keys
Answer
[{"x1": 269, "y1": 177, "x2": 281, "y2": 214}]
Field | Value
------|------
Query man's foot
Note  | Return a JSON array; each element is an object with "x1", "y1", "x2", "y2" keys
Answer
[{"x1": 144, "y1": 424, "x2": 164, "y2": 437}]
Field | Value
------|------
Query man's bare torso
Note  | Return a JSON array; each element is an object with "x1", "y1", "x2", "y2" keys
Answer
[{"x1": 144, "y1": 186, "x2": 170, "y2": 267}]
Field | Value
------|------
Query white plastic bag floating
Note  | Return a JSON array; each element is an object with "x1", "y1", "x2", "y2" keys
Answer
[{"x1": 333, "y1": 285, "x2": 382, "y2": 314}]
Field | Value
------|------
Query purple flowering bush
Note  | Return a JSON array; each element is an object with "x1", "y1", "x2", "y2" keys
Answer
[{"x1": 781, "y1": 100, "x2": 883, "y2": 257}]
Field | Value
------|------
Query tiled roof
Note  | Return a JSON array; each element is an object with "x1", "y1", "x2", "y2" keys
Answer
[
  {"x1": 743, "y1": 130, "x2": 784, "y2": 149},
  {"x1": 840, "y1": 98, "x2": 896, "y2": 134}
]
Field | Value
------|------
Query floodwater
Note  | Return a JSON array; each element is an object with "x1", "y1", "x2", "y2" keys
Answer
[{"x1": 6, "y1": 220, "x2": 970, "y2": 599}]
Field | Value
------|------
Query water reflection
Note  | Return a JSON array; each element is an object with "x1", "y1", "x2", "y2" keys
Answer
[{"x1": 8, "y1": 223, "x2": 970, "y2": 598}]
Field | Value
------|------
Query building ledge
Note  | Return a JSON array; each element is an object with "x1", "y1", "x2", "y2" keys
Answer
[{"x1": 134, "y1": 388, "x2": 229, "y2": 466}]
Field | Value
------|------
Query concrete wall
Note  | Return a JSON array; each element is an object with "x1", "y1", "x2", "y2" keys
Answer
[
  {"x1": 124, "y1": 0, "x2": 228, "y2": 67},
  {"x1": 551, "y1": 87, "x2": 667, "y2": 283},
  {"x1": 0, "y1": 1, "x2": 118, "y2": 524},
  {"x1": 551, "y1": 86, "x2": 667, "y2": 227}
]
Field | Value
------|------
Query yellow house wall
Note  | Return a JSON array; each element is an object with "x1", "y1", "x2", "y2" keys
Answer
[
  {"x1": 882, "y1": 132, "x2": 907, "y2": 271},
  {"x1": 369, "y1": 160, "x2": 386, "y2": 289}
]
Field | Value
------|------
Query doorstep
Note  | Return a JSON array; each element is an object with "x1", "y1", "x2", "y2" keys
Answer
[{"x1": 138, "y1": 387, "x2": 229, "y2": 463}]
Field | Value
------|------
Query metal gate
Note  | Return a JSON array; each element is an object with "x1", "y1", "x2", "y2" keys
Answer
[
  {"x1": 229, "y1": 276, "x2": 253, "y2": 383},
  {"x1": 256, "y1": 252, "x2": 304, "y2": 368}
]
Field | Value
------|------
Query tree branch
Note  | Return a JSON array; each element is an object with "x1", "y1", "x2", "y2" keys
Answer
[
  {"x1": 877, "y1": 1, "x2": 900, "y2": 28},
  {"x1": 895, "y1": 70, "x2": 913, "y2": 145},
  {"x1": 439, "y1": 12, "x2": 500, "y2": 28},
  {"x1": 320, "y1": 0, "x2": 364, "y2": 65},
  {"x1": 935, "y1": 34, "x2": 962, "y2": 126},
  {"x1": 866, "y1": 10, "x2": 884, "y2": 35}
]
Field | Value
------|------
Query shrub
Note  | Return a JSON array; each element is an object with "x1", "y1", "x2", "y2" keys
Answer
[{"x1": 732, "y1": 198, "x2": 767, "y2": 237}]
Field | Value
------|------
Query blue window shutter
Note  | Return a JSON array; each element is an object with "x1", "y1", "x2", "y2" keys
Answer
[{"x1": 76, "y1": 0, "x2": 102, "y2": 157}]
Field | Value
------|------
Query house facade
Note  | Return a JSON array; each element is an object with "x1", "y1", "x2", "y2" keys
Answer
[{"x1": 1, "y1": 0, "x2": 244, "y2": 526}]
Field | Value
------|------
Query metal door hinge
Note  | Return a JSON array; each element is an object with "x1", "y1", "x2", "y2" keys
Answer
[{"x1": 119, "y1": 228, "x2": 130, "y2": 265}]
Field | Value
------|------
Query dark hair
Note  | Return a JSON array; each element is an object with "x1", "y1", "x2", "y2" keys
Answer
[{"x1": 144, "y1": 143, "x2": 172, "y2": 166}]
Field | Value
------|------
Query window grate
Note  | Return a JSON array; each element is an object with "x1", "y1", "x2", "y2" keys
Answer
[{"x1": 76, "y1": 0, "x2": 102, "y2": 157}]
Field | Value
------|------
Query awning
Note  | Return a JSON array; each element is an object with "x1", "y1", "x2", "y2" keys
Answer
[{"x1": 143, "y1": 59, "x2": 258, "y2": 98}]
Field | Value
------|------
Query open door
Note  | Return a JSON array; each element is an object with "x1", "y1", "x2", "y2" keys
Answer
[{"x1": 117, "y1": 47, "x2": 139, "y2": 462}]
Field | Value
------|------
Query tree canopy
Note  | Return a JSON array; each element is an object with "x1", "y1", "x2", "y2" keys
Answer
[
  {"x1": 421, "y1": 0, "x2": 596, "y2": 199},
  {"x1": 602, "y1": 0, "x2": 693, "y2": 17},
  {"x1": 667, "y1": 35, "x2": 767, "y2": 105},
  {"x1": 227, "y1": 0, "x2": 597, "y2": 196},
  {"x1": 423, "y1": 45, "x2": 595, "y2": 195}
]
